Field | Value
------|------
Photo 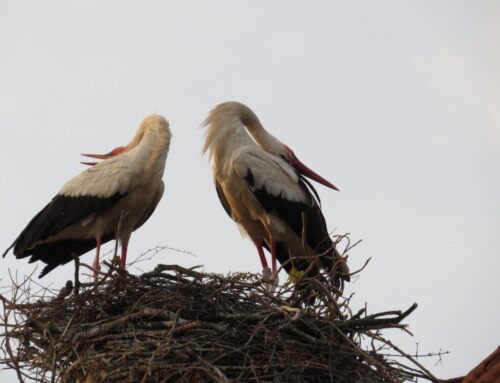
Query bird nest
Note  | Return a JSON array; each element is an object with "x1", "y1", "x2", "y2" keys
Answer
[{"x1": 0, "y1": 252, "x2": 438, "y2": 383}]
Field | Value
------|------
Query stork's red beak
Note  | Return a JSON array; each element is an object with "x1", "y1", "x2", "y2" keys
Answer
[
  {"x1": 80, "y1": 146, "x2": 128, "y2": 166},
  {"x1": 287, "y1": 147, "x2": 339, "y2": 191}
]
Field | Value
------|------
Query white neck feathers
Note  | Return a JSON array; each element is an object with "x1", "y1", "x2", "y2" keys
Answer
[{"x1": 130, "y1": 115, "x2": 171, "y2": 176}]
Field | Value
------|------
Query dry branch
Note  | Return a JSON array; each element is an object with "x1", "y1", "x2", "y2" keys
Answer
[{"x1": 0, "y1": 255, "x2": 437, "y2": 383}]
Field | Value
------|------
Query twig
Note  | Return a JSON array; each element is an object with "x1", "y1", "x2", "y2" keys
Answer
[{"x1": 0, "y1": 245, "x2": 444, "y2": 383}]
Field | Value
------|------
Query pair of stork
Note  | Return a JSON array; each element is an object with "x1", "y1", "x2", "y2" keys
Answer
[{"x1": 2, "y1": 102, "x2": 349, "y2": 286}]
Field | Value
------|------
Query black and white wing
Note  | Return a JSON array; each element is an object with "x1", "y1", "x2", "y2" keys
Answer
[
  {"x1": 2, "y1": 156, "x2": 139, "y2": 274},
  {"x1": 233, "y1": 150, "x2": 335, "y2": 273}
]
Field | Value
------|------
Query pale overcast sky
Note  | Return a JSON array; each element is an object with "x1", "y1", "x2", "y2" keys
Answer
[{"x1": 0, "y1": 1, "x2": 499, "y2": 381}]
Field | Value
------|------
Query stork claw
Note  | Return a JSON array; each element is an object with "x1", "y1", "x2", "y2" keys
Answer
[
  {"x1": 273, "y1": 272, "x2": 279, "y2": 286},
  {"x1": 262, "y1": 267, "x2": 279, "y2": 293},
  {"x1": 267, "y1": 273, "x2": 279, "y2": 293},
  {"x1": 262, "y1": 267, "x2": 273, "y2": 282}
]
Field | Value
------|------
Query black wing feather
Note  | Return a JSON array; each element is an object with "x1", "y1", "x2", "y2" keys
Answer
[
  {"x1": 298, "y1": 174, "x2": 321, "y2": 206},
  {"x1": 36, "y1": 233, "x2": 116, "y2": 278},
  {"x1": 3, "y1": 193, "x2": 126, "y2": 277},
  {"x1": 245, "y1": 169, "x2": 334, "y2": 272},
  {"x1": 9, "y1": 193, "x2": 125, "y2": 258},
  {"x1": 215, "y1": 181, "x2": 232, "y2": 218}
]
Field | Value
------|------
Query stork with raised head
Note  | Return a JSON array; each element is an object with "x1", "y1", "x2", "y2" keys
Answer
[
  {"x1": 203, "y1": 101, "x2": 349, "y2": 287},
  {"x1": 3, "y1": 115, "x2": 171, "y2": 279}
]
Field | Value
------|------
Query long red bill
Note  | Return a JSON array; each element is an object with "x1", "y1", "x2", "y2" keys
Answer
[
  {"x1": 288, "y1": 149, "x2": 339, "y2": 191},
  {"x1": 80, "y1": 146, "x2": 128, "y2": 160}
]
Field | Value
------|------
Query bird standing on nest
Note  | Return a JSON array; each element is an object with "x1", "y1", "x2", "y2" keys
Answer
[
  {"x1": 3, "y1": 115, "x2": 172, "y2": 280},
  {"x1": 203, "y1": 101, "x2": 349, "y2": 288}
]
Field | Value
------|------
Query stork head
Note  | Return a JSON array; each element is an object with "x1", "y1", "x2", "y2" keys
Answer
[
  {"x1": 80, "y1": 115, "x2": 170, "y2": 166},
  {"x1": 280, "y1": 145, "x2": 339, "y2": 191}
]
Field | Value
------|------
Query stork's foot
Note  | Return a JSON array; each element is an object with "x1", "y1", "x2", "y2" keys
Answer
[
  {"x1": 267, "y1": 273, "x2": 280, "y2": 293},
  {"x1": 262, "y1": 268, "x2": 279, "y2": 293},
  {"x1": 111, "y1": 255, "x2": 121, "y2": 267},
  {"x1": 110, "y1": 255, "x2": 127, "y2": 277},
  {"x1": 262, "y1": 267, "x2": 273, "y2": 283}
]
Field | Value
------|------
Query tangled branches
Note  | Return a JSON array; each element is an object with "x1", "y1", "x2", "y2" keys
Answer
[{"x1": 0, "y1": 257, "x2": 437, "y2": 383}]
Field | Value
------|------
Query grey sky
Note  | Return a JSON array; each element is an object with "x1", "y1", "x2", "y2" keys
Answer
[{"x1": 1, "y1": 1, "x2": 499, "y2": 381}]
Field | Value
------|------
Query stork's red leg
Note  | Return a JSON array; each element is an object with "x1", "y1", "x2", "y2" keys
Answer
[
  {"x1": 270, "y1": 236, "x2": 277, "y2": 277},
  {"x1": 92, "y1": 237, "x2": 102, "y2": 283},
  {"x1": 120, "y1": 237, "x2": 129, "y2": 270},
  {"x1": 252, "y1": 239, "x2": 269, "y2": 270},
  {"x1": 252, "y1": 239, "x2": 272, "y2": 281}
]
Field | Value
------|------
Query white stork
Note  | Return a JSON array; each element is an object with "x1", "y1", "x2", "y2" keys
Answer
[
  {"x1": 203, "y1": 102, "x2": 349, "y2": 285},
  {"x1": 2, "y1": 115, "x2": 171, "y2": 279}
]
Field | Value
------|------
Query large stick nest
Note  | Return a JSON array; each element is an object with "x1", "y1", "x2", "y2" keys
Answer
[{"x1": 0, "y1": 251, "x2": 437, "y2": 383}]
